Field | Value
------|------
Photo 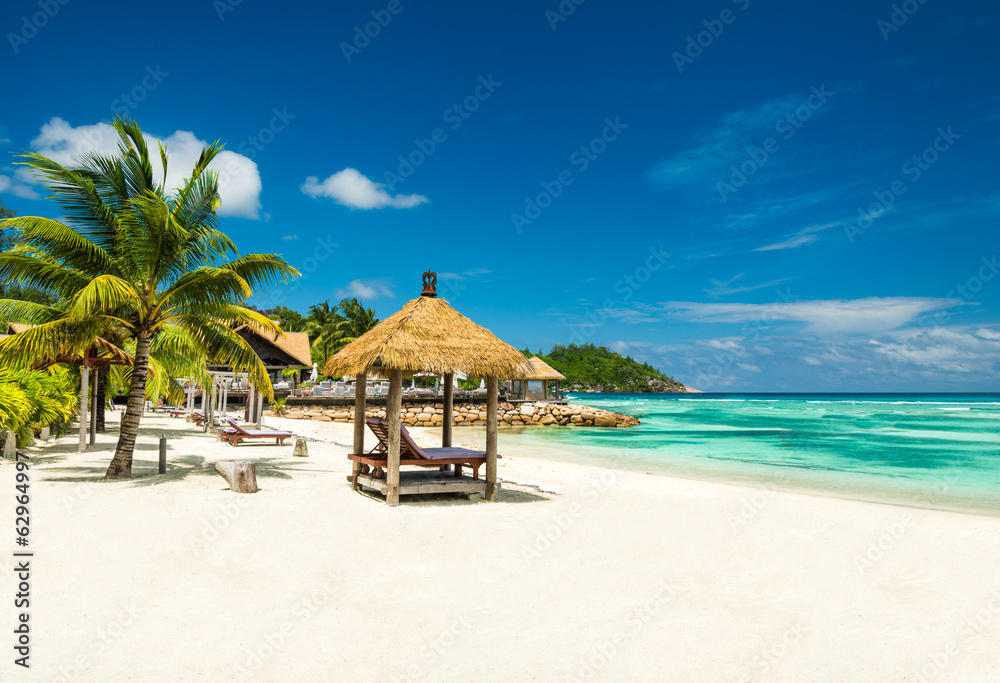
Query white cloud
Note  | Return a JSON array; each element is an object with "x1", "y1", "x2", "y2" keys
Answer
[
  {"x1": 0, "y1": 174, "x2": 40, "y2": 199},
  {"x1": 301, "y1": 168, "x2": 428, "y2": 209},
  {"x1": 647, "y1": 90, "x2": 834, "y2": 190},
  {"x1": 753, "y1": 222, "x2": 840, "y2": 252},
  {"x1": 610, "y1": 297, "x2": 964, "y2": 334},
  {"x1": 704, "y1": 272, "x2": 793, "y2": 298},
  {"x1": 335, "y1": 278, "x2": 395, "y2": 300},
  {"x1": 282, "y1": 234, "x2": 298, "y2": 241},
  {"x1": 25, "y1": 117, "x2": 263, "y2": 219}
]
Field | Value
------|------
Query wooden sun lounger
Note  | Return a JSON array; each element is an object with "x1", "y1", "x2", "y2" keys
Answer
[
  {"x1": 165, "y1": 408, "x2": 187, "y2": 418},
  {"x1": 220, "y1": 417, "x2": 292, "y2": 447},
  {"x1": 349, "y1": 417, "x2": 495, "y2": 480}
]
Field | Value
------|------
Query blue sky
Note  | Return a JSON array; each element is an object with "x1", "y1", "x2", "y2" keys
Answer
[{"x1": 2, "y1": 0, "x2": 998, "y2": 391}]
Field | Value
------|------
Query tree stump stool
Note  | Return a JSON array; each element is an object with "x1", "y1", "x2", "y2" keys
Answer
[
  {"x1": 292, "y1": 438, "x2": 309, "y2": 457},
  {"x1": 214, "y1": 460, "x2": 258, "y2": 493}
]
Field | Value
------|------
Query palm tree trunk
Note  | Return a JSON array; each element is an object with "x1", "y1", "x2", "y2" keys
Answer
[
  {"x1": 105, "y1": 332, "x2": 151, "y2": 478},
  {"x1": 95, "y1": 366, "x2": 105, "y2": 432}
]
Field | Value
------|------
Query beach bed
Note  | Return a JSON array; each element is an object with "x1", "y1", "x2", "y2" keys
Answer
[
  {"x1": 220, "y1": 417, "x2": 292, "y2": 447},
  {"x1": 350, "y1": 417, "x2": 495, "y2": 482}
]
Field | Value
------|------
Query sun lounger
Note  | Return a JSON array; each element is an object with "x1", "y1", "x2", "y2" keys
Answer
[
  {"x1": 350, "y1": 417, "x2": 495, "y2": 480},
  {"x1": 219, "y1": 417, "x2": 292, "y2": 447},
  {"x1": 165, "y1": 408, "x2": 187, "y2": 418}
]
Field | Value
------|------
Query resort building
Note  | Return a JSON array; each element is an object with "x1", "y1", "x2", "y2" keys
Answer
[
  {"x1": 507, "y1": 356, "x2": 566, "y2": 402},
  {"x1": 208, "y1": 325, "x2": 312, "y2": 389}
]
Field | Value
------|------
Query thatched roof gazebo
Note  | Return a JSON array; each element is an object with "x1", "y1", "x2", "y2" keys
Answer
[{"x1": 323, "y1": 271, "x2": 533, "y2": 506}]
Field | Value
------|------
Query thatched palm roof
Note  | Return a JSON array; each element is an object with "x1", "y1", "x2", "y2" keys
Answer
[
  {"x1": 323, "y1": 295, "x2": 533, "y2": 379},
  {"x1": 526, "y1": 356, "x2": 566, "y2": 381}
]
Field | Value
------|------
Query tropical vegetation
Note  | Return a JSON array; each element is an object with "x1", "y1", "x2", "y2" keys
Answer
[
  {"x1": 261, "y1": 297, "x2": 379, "y2": 368},
  {"x1": 0, "y1": 117, "x2": 298, "y2": 478},
  {"x1": 524, "y1": 344, "x2": 686, "y2": 393},
  {"x1": 0, "y1": 366, "x2": 77, "y2": 446}
]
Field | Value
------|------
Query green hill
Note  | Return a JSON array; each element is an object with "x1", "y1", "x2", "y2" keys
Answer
[{"x1": 523, "y1": 344, "x2": 691, "y2": 393}]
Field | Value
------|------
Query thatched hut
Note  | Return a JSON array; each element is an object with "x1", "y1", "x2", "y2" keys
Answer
[
  {"x1": 323, "y1": 271, "x2": 533, "y2": 506},
  {"x1": 509, "y1": 356, "x2": 566, "y2": 402}
]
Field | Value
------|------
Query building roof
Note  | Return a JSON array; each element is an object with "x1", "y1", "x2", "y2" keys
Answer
[
  {"x1": 269, "y1": 331, "x2": 312, "y2": 367},
  {"x1": 525, "y1": 356, "x2": 566, "y2": 381},
  {"x1": 234, "y1": 325, "x2": 313, "y2": 368},
  {"x1": 6, "y1": 322, "x2": 34, "y2": 334},
  {"x1": 324, "y1": 277, "x2": 533, "y2": 379}
]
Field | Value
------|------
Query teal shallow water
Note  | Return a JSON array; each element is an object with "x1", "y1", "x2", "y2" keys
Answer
[{"x1": 481, "y1": 394, "x2": 1000, "y2": 514}]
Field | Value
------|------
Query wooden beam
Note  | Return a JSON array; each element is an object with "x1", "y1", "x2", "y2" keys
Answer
[
  {"x1": 351, "y1": 371, "x2": 367, "y2": 490},
  {"x1": 78, "y1": 365, "x2": 88, "y2": 453},
  {"x1": 442, "y1": 372, "x2": 453, "y2": 448},
  {"x1": 386, "y1": 368, "x2": 403, "y2": 507},
  {"x1": 486, "y1": 376, "x2": 498, "y2": 501}
]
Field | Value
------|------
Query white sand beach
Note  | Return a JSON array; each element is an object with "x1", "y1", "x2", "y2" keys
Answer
[{"x1": 4, "y1": 412, "x2": 1000, "y2": 682}]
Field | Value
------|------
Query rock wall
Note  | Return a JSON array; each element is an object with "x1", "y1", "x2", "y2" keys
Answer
[{"x1": 268, "y1": 401, "x2": 640, "y2": 428}]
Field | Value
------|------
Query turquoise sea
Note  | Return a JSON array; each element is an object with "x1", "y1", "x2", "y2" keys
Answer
[{"x1": 492, "y1": 394, "x2": 1000, "y2": 514}]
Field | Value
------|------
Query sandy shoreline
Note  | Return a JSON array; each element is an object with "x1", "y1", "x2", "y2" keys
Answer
[{"x1": 3, "y1": 412, "x2": 999, "y2": 682}]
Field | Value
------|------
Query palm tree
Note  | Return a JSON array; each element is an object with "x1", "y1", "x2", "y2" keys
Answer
[
  {"x1": 0, "y1": 117, "x2": 298, "y2": 478},
  {"x1": 339, "y1": 297, "x2": 379, "y2": 338},
  {"x1": 306, "y1": 300, "x2": 349, "y2": 361}
]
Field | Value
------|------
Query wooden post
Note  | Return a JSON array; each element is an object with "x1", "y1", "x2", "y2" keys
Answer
[
  {"x1": 443, "y1": 372, "x2": 453, "y2": 447},
  {"x1": 256, "y1": 390, "x2": 264, "y2": 429},
  {"x1": 78, "y1": 365, "x2": 88, "y2": 453},
  {"x1": 89, "y1": 366, "x2": 98, "y2": 445},
  {"x1": 386, "y1": 368, "x2": 403, "y2": 507},
  {"x1": 205, "y1": 381, "x2": 216, "y2": 433},
  {"x1": 486, "y1": 376, "x2": 499, "y2": 501},
  {"x1": 351, "y1": 371, "x2": 367, "y2": 490}
]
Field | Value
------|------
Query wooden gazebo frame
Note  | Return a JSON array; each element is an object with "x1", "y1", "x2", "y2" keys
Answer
[{"x1": 324, "y1": 271, "x2": 533, "y2": 507}]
